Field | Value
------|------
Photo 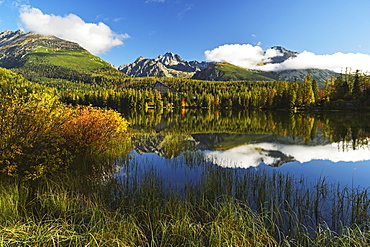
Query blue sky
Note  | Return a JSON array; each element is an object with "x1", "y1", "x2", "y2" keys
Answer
[{"x1": 2, "y1": 0, "x2": 370, "y2": 71}]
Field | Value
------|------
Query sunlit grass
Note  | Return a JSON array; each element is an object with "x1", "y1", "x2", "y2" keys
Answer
[
  {"x1": 1, "y1": 153, "x2": 370, "y2": 246},
  {"x1": 28, "y1": 47, "x2": 108, "y2": 73}
]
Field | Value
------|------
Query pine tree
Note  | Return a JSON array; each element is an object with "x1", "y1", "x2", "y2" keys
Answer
[
  {"x1": 311, "y1": 79, "x2": 319, "y2": 103},
  {"x1": 302, "y1": 74, "x2": 315, "y2": 106},
  {"x1": 352, "y1": 69, "x2": 361, "y2": 98}
]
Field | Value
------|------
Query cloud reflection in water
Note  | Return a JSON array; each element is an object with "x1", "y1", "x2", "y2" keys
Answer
[{"x1": 205, "y1": 142, "x2": 370, "y2": 188}]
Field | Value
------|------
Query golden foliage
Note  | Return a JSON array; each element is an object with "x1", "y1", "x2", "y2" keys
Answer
[
  {"x1": 0, "y1": 68, "x2": 130, "y2": 180},
  {"x1": 61, "y1": 105, "x2": 129, "y2": 155}
]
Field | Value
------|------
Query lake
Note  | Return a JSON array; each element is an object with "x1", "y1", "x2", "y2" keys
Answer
[{"x1": 118, "y1": 109, "x2": 370, "y2": 190}]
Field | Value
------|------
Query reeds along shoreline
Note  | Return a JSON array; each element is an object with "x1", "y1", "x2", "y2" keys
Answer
[{"x1": 1, "y1": 153, "x2": 370, "y2": 246}]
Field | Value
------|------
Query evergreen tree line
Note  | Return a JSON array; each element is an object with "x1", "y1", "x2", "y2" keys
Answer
[
  {"x1": 15, "y1": 64, "x2": 129, "y2": 86},
  {"x1": 58, "y1": 71, "x2": 370, "y2": 111}
]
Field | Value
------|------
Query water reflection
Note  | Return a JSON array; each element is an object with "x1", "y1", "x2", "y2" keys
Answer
[
  {"x1": 122, "y1": 109, "x2": 370, "y2": 188},
  {"x1": 118, "y1": 151, "x2": 205, "y2": 191},
  {"x1": 206, "y1": 141, "x2": 370, "y2": 188},
  {"x1": 206, "y1": 141, "x2": 370, "y2": 168}
]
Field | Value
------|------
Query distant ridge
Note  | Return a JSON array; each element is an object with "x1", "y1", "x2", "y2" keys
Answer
[
  {"x1": 119, "y1": 48, "x2": 338, "y2": 85},
  {"x1": 118, "y1": 52, "x2": 209, "y2": 78}
]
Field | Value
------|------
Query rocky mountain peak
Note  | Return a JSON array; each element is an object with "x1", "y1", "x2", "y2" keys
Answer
[
  {"x1": 119, "y1": 52, "x2": 209, "y2": 78},
  {"x1": 0, "y1": 30, "x2": 25, "y2": 46},
  {"x1": 0, "y1": 30, "x2": 24, "y2": 37},
  {"x1": 266, "y1": 46, "x2": 298, "y2": 64},
  {"x1": 270, "y1": 46, "x2": 293, "y2": 54},
  {"x1": 134, "y1": 56, "x2": 145, "y2": 63},
  {"x1": 155, "y1": 52, "x2": 184, "y2": 66}
]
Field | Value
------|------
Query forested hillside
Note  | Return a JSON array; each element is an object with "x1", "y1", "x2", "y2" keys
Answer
[{"x1": 59, "y1": 72, "x2": 370, "y2": 111}]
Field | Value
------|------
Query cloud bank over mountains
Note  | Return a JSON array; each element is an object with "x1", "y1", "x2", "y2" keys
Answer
[
  {"x1": 205, "y1": 44, "x2": 370, "y2": 73},
  {"x1": 16, "y1": 4, "x2": 370, "y2": 72},
  {"x1": 19, "y1": 6, "x2": 129, "y2": 54}
]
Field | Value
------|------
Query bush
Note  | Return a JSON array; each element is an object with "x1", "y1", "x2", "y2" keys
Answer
[
  {"x1": 0, "y1": 68, "x2": 130, "y2": 180},
  {"x1": 61, "y1": 105, "x2": 130, "y2": 176}
]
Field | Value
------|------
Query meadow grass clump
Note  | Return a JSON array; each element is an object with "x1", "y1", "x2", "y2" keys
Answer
[{"x1": 1, "y1": 153, "x2": 370, "y2": 246}]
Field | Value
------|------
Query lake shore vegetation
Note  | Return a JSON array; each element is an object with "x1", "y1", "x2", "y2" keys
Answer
[
  {"x1": 2, "y1": 67, "x2": 370, "y2": 245},
  {"x1": 1, "y1": 155, "x2": 370, "y2": 246}
]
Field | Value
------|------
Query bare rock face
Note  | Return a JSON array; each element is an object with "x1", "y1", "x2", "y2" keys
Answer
[
  {"x1": 274, "y1": 68, "x2": 339, "y2": 83},
  {"x1": 191, "y1": 63, "x2": 226, "y2": 81},
  {"x1": 265, "y1": 46, "x2": 299, "y2": 64},
  {"x1": 118, "y1": 52, "x2": 209, "y2": 78}
]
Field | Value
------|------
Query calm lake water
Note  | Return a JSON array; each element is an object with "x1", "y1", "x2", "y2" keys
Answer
[{"x1": 119, "y1": 109, "x2": 370, "y2": 189}]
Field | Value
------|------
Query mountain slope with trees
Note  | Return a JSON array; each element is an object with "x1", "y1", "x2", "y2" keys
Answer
[
  {"x1": 1, "y1": 30, "x2": 369, "y2": 112},
  {"x1": 192, "y1": 62, "x2": 274, "y2": 81},
  {"x1": 0, "y1": 30, "x2": 128, "y2": 85}
]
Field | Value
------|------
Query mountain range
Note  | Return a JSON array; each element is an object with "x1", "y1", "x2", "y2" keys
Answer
[
  {"x1": 119, "y1": 47, "x2": 338, "y2": 85},
  {"x1": 0, "y1": 30, "x2": 338, "y2": 86}
]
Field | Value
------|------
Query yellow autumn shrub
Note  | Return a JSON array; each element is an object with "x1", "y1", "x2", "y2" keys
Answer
[
  {"x1": 61, "y1": 105, "x2": 129, "y2": 155},
  {"x1": 60, "y1": 105, "x2": 130, "y2": 175},
  {"x1": 0, "y1": 68, "x2": 130, "y2": 179},
  {"x1": 0, "y1": 69, "x2": 70, "y2": 179}
]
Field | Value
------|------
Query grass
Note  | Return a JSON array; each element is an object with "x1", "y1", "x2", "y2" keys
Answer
[
  {"x1": 1, "y1": 153, "x2": 370, "y2": 246},
  {"x1": 13, "y1": 46, "x2": 129, "y2": 85},
  {"x1": 27, "y1": 47, "x2": 110, "y2": 73}
]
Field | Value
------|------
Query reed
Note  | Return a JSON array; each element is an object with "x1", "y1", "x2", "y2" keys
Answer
[{"x1": 1, "y1": 153, "x2": 370, "y2": 246}]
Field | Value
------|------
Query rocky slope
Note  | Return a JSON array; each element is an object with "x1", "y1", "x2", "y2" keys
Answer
[
  {"x1": 118, "y1": 52, "x2": 209, "y2": 78},
  {"x1": 260, "y1": 46, "x2": 339, "y2": 84},
  {"x1": 265, "y1": 46, "x2": 298, "y2": 64},
  {"x1": 272, "y1": 68, "x2": 339, "y2": 84}
]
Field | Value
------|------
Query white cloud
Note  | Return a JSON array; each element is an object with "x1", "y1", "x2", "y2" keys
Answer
[
  {"x1": 113, "y1": 17, "x2": 122, "y2": 22},
  {"x1": 19, "y1": 6, "x2": 129, "y2": 54},
  {"x1": 204, "y1": 44, "x2": 282, "y2": 69},
  {"x1": 11, "y1": 0, "x2": 29, "y2": 8},
  {"x1": 205, "y1": 43, "x2": 370, "y2": 73},
  {"x1": 177, "y1": 4, "x2": 193, "y2": 20},
  {"x1": 277, "y1": 51, "x2": 370, "y2": 73}
]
